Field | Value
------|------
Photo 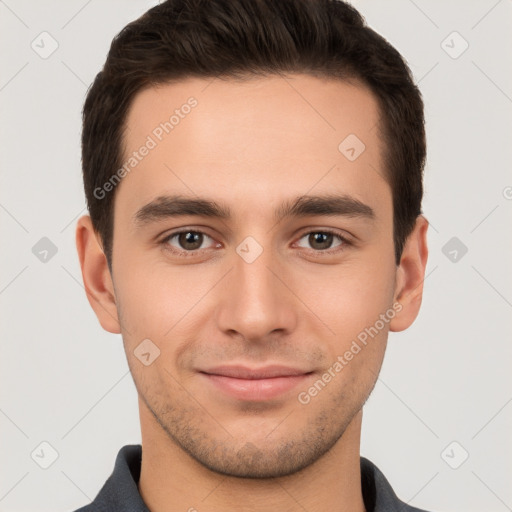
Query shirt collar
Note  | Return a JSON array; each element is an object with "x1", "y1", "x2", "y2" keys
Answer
[{"x1": 75, "y1": 444, "x2": 429, "y2": 512}]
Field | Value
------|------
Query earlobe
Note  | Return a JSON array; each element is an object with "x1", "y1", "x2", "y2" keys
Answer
[
  {"x1": 75, "y1": 215, "x2": 121, "y2": 334},
  {"x1": 389, "y1": 215, "x2": 429, "y2": 332}
]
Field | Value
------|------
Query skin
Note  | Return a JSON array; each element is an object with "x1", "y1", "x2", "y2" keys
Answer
[{"x1": 76, "y1": 74, "x2": 428, "y2": 512}]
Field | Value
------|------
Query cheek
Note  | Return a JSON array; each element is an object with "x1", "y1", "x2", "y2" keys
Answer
[
  {"x1": 113, "y1": 254, "x2": 213, "y2": 341},
  {"x1": 113, "y1": 231, "x2": 397, "y2": 348},
  {"x1": 300, "y1": 259, "x2": 396, "y2": 335}
]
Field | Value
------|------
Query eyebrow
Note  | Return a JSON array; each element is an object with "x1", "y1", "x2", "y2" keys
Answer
[{"x1": 133, "y1": 193, "x2": 375, "y2": 227}]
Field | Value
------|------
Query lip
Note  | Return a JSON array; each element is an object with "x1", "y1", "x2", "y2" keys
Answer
[{"x1": 199, "y1": 365, "x2": 313, "y2": 401}]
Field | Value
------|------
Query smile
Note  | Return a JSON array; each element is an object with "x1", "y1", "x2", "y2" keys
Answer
[{"x1": 199, "y1": 365, "x2": 314, "y2": 401}]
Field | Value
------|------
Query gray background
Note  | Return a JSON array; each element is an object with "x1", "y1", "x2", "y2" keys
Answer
[{"x1": 1, "y1": 1, "x2": 511, "y2": 511}]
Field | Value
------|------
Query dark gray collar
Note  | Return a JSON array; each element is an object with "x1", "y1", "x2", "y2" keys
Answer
[{"x1": 72, "y1": 444, "x2": 430, "y2": 512}]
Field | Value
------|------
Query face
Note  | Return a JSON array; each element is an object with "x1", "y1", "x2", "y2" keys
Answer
[{"x1": 79, "y1": 74, "x2": 424, "y2": 478}]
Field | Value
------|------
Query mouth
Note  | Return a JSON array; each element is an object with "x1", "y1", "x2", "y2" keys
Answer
[{"x1": 198, "y1": 365, "x2": 314, "y2": 401}]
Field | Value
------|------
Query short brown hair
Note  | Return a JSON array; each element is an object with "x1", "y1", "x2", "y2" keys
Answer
[{"x1": 82, "y1": 0, "x2": 426, "y2": 267}]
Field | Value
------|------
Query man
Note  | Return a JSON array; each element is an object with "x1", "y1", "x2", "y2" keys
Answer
[{"x1": 74, "y1": 0, "x2": 430, "y2": 510}]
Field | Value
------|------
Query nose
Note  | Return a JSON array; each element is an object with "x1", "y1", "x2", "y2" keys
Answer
[{"x1": 215, "y1": 241, "x2": 298, "y2": 343}]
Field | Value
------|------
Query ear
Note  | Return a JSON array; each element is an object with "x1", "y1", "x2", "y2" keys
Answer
[
  {"x1": 389, "y1": 215, "x2": 429, "y2": 332},
  {"x1": 75, "y1": 215, "x2": 121, "y2": 334}
]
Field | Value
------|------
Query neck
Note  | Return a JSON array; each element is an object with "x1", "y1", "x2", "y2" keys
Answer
[{"x1": 137, "y1": 398, "x2": 366, "y2": 512}]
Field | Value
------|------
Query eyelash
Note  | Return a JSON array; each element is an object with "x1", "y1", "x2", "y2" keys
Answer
[{"x1": 159, "y1": 228, "x2": 352, "y2": 258}]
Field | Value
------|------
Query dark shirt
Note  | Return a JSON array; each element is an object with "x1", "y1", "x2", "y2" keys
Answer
[{"x1": 72, "y1": 444, "x2": 431, "y2": 512}]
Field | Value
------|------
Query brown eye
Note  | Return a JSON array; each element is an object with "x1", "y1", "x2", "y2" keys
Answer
[
  {"x1": 177, "y1": 231, "x2": 203, "y2": 250},
  {"x1": 163, "y1": 230, "x2": 215, "y2": 253},
  {"x1": 309, "y1": 232, "x2": 334, "y2": 250},
  {"x1": 296, "y1": 231, "x2": 346, "y2": 252}
]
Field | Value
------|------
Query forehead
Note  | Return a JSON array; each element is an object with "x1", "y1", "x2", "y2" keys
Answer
[{"x1": 116, "y1": 74, "x2": 388, "y2": 222}]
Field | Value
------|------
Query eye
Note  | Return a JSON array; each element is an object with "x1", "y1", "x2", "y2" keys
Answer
[
  {"x1": 159, "y1": 228, "x2": 351, "y2": 258},
  {"x1": 295, "y1": 230, "x2": 349, "y2": 253},
  {"x1": 161, "y1": 230, "x2": 218, "y2": 254}
]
